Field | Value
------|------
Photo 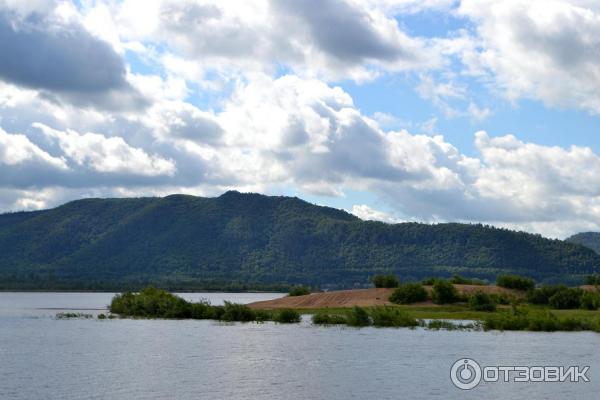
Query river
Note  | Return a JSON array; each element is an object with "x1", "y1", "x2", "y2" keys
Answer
[{"x1": 0, "y1": 292, "x2": 598, "y2": 399}]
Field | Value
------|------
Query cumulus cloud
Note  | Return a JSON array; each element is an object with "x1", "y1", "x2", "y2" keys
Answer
[
  {"x1": 458, "y1": 0, "x2": 600, "y2": 113},
  {"x1": 0, "y1": 4, "x2": 146, "y2": 110},
  {"x1": 351, "y1": 204, "x2": 401, "y2": 223},
  {"x1": 32, "y1": 123, "x2": 176, "y2": 177},
  {"x1": 0, "y1": 10, "x2": 125, "y2": 93},
  {"x1": 111, "y1": 0, "x2": 441, "y2": 81},
  {"x1": 0, "y1": 126, "x2": 66, "y2": 169},
  {"x1": 274, "y1": 0, "x2": 434, "y2": 68},
  {"x1": 215, "y1": 74, "x2": 474, "y2": 197},
  {"x1": 0, "y1": 126, "x2": 69, "y2": 188}
]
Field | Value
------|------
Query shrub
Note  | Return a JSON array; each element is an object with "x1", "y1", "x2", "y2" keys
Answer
[
  {"x1": 483, "y1": 309, "x2": 592, "y2": 332},
  {"x1": 580, "y1": 291, "x2": 600, "y2": 310},
  {"x1": 431, "y1": 280, "x2": 459, "y2": 304},
  {"x1": 190, "y1": 301, "x2": 217, "y2": 319},
  {"x1": 483, "y1": 313, "x2": 529, "y2": 331},
  {"x1": 469, "y1": 291, "x2": 497, "y2": 312},
  {"x1": 312, "y1": 313, "x2": 348, "y2": 325},
  {"x1": 289, "y1": 286, "x2": 311, "y2": 296},
  {"x1": 109, "y1": 287, "x2": 192, "y2": 318},
  {"x1": 421, "y1": 277, "x2": 437, "y2": 285},
  {"x1": 372, "y1": 274, "x2": 400, "y2": 288},
  {"x1": 488, "y1": 293, "x2": 513, "y2": 305},
  {"x1": 274, "y1": 309, "x2": 301, "y2": 323},
  {"x1": 97, "y1": 313, "x2": 107, "y2": 319},
  {"x1": 548, "y1": 288, "x2": 584, "y2": 309},
  {"x1": 526, "y1": 311, "x2": 561, "y2": 331},
  {"x1": 585, "y1": 275, "x2": 600, "y2": 285},
  {"x1": 496, "y1": 274, "x2": 535, "y2": 291},
  {"x1": 389, "y1": 283, "x2": 428, "y2": 304},
  {"x1": 449, "y1": 274, "x2": 486, "y2": 286},
  {"x1": 370, "y1": 306, "x2": 418, "y2": 327},
  {"x1": 526, "y1": 285, "x2": 566, "y2": 305},
  {"x1": 346, "y1": 306, "x2": 371, "y2": 327},
  {"x1": 220, "y1": 301, "x2": 255, "y2": 322}
]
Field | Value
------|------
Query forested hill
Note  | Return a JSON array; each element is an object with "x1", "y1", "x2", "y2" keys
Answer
[
  {"x1": 1, "y1": 191, "x2": 599, "y2": 290},
  {"x1": 566, "y1": 232, "x2": 600, "y2": 255}
]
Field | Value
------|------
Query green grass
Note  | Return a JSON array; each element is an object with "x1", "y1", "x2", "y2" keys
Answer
[
  {"x1": 282, "y1": 304, "x2": 600, "y2": 326},
  {"x1": 288, "y1": 304, "x2": 499, "y2": 320}
]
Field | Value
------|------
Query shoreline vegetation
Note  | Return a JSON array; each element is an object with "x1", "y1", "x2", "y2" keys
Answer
[{"x1": 95, "y1": 273, "x2": 600, "y2": 332}]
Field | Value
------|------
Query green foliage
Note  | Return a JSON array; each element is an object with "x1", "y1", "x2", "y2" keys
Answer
[
  {"x1": 548, "y1": 288, "x2": 584, "y2": 309},
  {"x1": 431, "y1": 280, "x2": 459, "y2": 304},
  {"x1": 526, "y1": 285, "x2": 566, "y2": 304},
  {"x1": 488, "y1": 293, "x2": 513, "y2": 305},
  {"x1": 220, "y1": 302, "x2": 256, "y2": 322},
  {"x1": 110, "y1": 287, "x2": 192, "y2": 318},
  {"x1": 585, "y1": 275, "x2": 600, "y2": 285},
  {"x1": 468, "y1": 291, "x2": 497, "y2": 312},
  {"x1": 372, "y1": 274, "x2": 399, "y2": 288},
  {"x1": 346, "y1": 306, "x2": 371, "y2": 327},
  {"x1": 421, "y1": 277, "x2": 437, "y2": 285},
  {"x1": 496, "y1": 274, "x2": 535, "y2": 291},
  {"x1": 289, "y1": 286, "x2": 311, "y2": 296},
  {"x1": 312, "y1": 313, "x2": 348, "y2": 325},
  {"x1": 370, "y1": 306, "x2": 418, "y2": 327},
  {"x1": 527, "y1": 285, "x2": 584, "y2": 309},
  {"x1": 580, "y1": 291, "x2": 600, "y2": 310},
  {"x1": 449, "y1": 274, "x2": 486, "y2": 285},
  {"x1": 389, "y1": 283, "x2": 428, "y2": 304},
  {"x1": 483, "y1": 307, "x2": 598, "y2": 332},
  {"x1": 273, "y1": 309, "x2": 301, "y2": 323},
  {"x1": 109, "y1": 287, "x2": 268, "y2": 322},
  {"x1": 2, "y1": 192, "x2": 600, "y2": 290},
  {"x1": 190, "y1": 301, "x2": 219, "y2": 319}
]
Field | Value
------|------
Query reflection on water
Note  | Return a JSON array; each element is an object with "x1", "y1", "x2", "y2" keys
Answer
[{"x1": 0, "y1": 292, "x2": 598, "y2": 400}]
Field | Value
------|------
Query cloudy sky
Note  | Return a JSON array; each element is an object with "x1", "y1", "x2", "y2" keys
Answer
[{"x1": 0, "y1": 0, "x2": 599, "y2": 238}]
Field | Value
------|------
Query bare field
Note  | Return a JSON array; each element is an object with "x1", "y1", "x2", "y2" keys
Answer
[{"x1": 248, "y1": 284, "x2": 524, "y2": 310}]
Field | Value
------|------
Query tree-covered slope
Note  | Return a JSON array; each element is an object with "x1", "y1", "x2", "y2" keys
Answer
[
  {"x1": 1, "y1": 191, "x2": 599, "y2": 290},
  {"x1": 566, "y1": 232, "x2": 600, "y2": 255}
]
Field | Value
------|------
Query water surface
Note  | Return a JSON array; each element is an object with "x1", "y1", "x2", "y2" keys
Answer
[{"x1": 0, "y1": 292, "x2": 598, "y2": 399}]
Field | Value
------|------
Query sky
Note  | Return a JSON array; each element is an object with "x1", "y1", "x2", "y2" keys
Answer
[{"x1": 0, "y1": 0, "x2": 599, "y2": 239}]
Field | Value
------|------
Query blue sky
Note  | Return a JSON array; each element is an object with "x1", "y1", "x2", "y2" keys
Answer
[{"x1": 0, "y1": 0, "x2": 599, "y2": 238}]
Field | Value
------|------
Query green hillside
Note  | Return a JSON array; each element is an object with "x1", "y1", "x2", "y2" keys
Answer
[
  {"x1": 566, "y1": 232, "x2": 600, "y2": 254},
  {"x1": 1, "y1": 191, "x2": 599, "y2": 290}
]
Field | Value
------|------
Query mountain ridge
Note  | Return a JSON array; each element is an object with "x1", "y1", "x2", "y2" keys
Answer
[
  {"x1": 566, "y1": 232, "x2": 600, "y2": 255},
  {"x1": 1, "y1": 191, "x2": 599, "y2": 290}
]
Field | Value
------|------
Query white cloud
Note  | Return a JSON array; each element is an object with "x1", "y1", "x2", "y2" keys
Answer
[
  {"x1": 468, "y1": 102, "x2": 492, "y2": 121},
  {"x1": 351, "y1": 204, "x2": 402, "y2": 223},
  {"x1": 0, "y1": 126, "x2": 66, "y2": 169},
  {"x1": 458, "y1": 0, "x2": 600, "y2": 113},
  {"x1": 106, "y1": 0, "x2": 442, "y2": 82},
  {"x1": 416, "y1": 74, "x2": 465, "y2": 117},
  {"x1": 32, "y1": 123, "x2": 176, "y2": 176}
]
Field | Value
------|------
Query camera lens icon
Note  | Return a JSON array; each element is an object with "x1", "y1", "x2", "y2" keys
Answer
[{"x1": 450, "y1": 358, "x2": 482, "y2": 390}]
